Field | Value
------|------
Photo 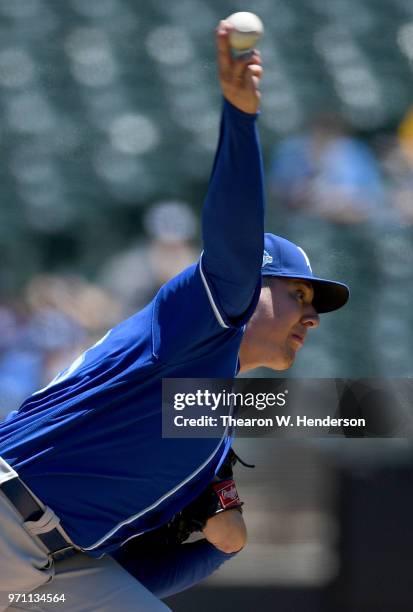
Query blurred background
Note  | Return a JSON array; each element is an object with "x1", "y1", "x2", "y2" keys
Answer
[{"x1": 0, "y1": 0, "x2": 412, "y2": 610}]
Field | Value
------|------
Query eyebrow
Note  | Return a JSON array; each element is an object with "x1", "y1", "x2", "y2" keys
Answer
[
  {"x1": 290, "y1": 280, "x2": 313, "y2": 289},
  {"x1": 289, "y1": 280, "x2": 314, "y2": 298}
]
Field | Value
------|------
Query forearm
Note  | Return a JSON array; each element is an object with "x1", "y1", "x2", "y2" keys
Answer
[
  {"x1": 202, "y1": 100, "x2": 265, "y2": 319},
  {"x1": 113, "y1": 538, "x2": 237, "y2": 599}
]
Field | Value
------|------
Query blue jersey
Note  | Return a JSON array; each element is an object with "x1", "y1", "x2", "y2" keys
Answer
[
  {"x1": 0, "y1": 100, "x2": 265, "y2": 557},
  {"x1": 0, "y1": 259, "x2": 259, "y2": 555}
]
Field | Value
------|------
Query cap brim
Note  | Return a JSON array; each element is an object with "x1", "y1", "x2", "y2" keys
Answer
[
  {"x1": 262, "y1": 272, "x2": 350, "y2": 313},
  {"x1": 309, "y1": 277, "x2": 350, "y2": 314}
]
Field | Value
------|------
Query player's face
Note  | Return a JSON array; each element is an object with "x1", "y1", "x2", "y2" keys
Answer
[{"x1": 240, "y1": 278, "x2": 320, "y2": 371}]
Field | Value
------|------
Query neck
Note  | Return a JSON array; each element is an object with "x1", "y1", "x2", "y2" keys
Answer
[{"x1": 238, "y1": 341, "x2": 263, "y2": 373}]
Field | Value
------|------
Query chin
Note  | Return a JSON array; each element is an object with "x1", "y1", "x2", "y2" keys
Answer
[{"x1": 272, "y1": 361, "x2": 294, "y2": 371}]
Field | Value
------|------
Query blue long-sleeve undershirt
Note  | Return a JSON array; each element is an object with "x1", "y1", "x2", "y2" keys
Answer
[
  {"x1": 202, "y1": 99, "x2": 265, "y2": 320},
  {"x1": 113, "y1": 538, "x2": 236, "y2": 599}
]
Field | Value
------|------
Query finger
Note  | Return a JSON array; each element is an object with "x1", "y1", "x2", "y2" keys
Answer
[
  {"x1": 247, "y1": 65, "x2": 263, "y2": 79},
  {"x1": 251, "y1": 76, "x2": 261, "y2": 91},
  {"x1": 216, "y1": 21, "x2": 233, "y2": 79},
  {"x1": 233, "y1": 50, "x2": 262, "y2": 66},
  {"x1": 232, "y1": 50, "x2": 262, "y2": 81},
  {"x1": 246, "y1": 50, "x2": 262, "y2": 66},
  {"x1": 232, "y1": 58, "x2": 249, "y2": 81},
  {"x1": 244, "y1": 72, "x2": 261, "y2": 91},
  {"x1": 243, "y1": 67, "x2": 263, "y2": 97},
  {"x1": 245, "y1": 65, "x2": 263, "y2": 90}
]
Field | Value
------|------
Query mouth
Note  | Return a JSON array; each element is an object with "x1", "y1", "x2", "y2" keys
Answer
[{"x1": 290, "y1": 333, "x2": 305, "y2": 348}]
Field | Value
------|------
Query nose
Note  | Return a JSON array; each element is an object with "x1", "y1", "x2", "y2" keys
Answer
[{"x1": 302, "y1": 305, "x2": 320, "y2": 329}]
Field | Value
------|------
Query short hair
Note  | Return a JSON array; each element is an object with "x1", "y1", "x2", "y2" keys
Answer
[{"x1": 261, "y1": 276, "x2": 273, "y2": 288}]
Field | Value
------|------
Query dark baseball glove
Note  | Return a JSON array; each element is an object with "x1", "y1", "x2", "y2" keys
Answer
[{"x1": 132, "y1": 448, "x2": 254, "y2": 549}]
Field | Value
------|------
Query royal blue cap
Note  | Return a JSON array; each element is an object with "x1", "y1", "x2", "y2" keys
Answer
[{"x1": 261, "y1": 233, "x2": 349, "y2": 314}]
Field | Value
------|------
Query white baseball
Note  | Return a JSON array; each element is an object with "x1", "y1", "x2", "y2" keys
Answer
[{"x1": 226, "y1": 12, "x2": 264, "y2": 55}]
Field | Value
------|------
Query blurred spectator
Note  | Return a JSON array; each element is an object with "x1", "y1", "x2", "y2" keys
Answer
[
  {"x1": 268, "y1": 111, "x2": 385, "y2": 223},
  {"x1": 0, "y1": 299, "x2": 40, "y2": 417},
  {"x1": 0, "y1": 275, "x2": 123, "y2": 419},
  {"x1": 0, "y1": 202, "x2": 198, "y2": 420},
  {"x1": 379, "y1": 105, "x2": 413, "y2": 225},
  {"x1": 99, "y1": 200, "x2": 198, "y2": 312}
]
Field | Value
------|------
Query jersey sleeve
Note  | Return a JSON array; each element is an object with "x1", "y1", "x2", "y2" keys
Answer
[
  {"x1": 201, "y1": 99, "x2": 265, "y2": 320},
  {"x1": 113, "y1": 539, "x2": 236, "y2": 599},
  {"x1": 152, "y1": 100, "x2": 265, "y2": 364},
  {"x1": 151, "y1": 260, "x2": 260, "y2": 364}
]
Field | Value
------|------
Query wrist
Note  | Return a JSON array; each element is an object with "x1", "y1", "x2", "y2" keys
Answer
[{"x1": 223, "y1": 97, "x2": 259, "y2": 120}]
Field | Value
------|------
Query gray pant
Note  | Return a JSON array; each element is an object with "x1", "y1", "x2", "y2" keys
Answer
[{"x1": 0, "y1": 459, "x2": 170, "y2": 611}]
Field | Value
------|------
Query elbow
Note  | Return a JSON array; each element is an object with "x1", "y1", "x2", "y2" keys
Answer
[
  {"x1": 214, "y1": 532, "x2": 247, "y2": 554},
  {"x1": 204, "y1": 510, "x2": 248, "y2": 554}
]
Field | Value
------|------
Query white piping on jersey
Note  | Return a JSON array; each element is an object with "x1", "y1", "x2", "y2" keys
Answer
[
  {"x1": 119, "y1": 530, "x2": 146, "y2": 549},
  {"x1": 82, "y1": 424, "x2": 231, "y2": 551},
  {"x1": 199, "y1": 254, "x2": 229, "y2": 329},
  {"x1": 0, "y1": 457, "x2": 18, "y2": 484},
  {"x1": 81, "y1": 255, "x2": 232, "y2": 552},
  {"x1": 118, "y1": 427, "x2": 230, "y2": 551}
]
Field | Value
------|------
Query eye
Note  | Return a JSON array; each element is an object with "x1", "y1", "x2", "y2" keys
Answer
[{"x1": 296, "y1": 289, "x2": 305, "y2": 301}]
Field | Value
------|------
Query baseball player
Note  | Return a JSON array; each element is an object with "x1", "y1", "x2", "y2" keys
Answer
[{"x1": 0, "y1": 21, "x2": 349, "y2": 611}]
